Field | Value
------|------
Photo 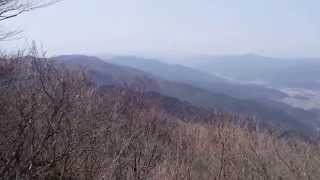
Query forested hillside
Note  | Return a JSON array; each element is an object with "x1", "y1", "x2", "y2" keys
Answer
[
  {"x1": 1, "y1": 55, "x2": 320, "y2": 179},
  {"x1": 1, "y1": 0, "x2": 320, "y2": 179},
  {"x1": 55, "y1": 55, "x2": 319, "y2": 135}
]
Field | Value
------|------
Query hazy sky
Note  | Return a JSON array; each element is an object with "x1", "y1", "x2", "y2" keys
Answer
[{"x1": 1, "y1": 0, "x2": 320, "y2": 57}]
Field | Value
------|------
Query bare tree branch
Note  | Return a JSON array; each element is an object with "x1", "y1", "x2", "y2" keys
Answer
[
  {"x1": 0, "y1": 0, "x2": 60, "y2": 41},
  {"x1": 0, "y1": 0, "x2": 60, "y2": 21}
]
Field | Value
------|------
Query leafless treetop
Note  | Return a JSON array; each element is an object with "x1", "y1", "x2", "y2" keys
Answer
[
  {"x1": 0, "y1": 0, "x2": 59, "y2": 40},
  {"x1": 0, "y1": 0, "x2": 58, "y2": 21}
]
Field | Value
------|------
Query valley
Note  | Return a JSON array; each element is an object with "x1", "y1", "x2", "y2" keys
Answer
[
  {"x1": 2, "y1": 0, "x2": 320, "y2": 178},
  {"x1": 280, "y1": 88, "x2": 320, "y2": 111}
]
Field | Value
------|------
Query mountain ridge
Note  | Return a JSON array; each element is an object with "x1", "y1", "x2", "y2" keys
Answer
[{"x1": 53, "y1": 54, "x2": 318, "y2": 135}]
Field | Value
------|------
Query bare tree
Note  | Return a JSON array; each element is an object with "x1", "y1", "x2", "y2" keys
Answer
[{"x1": 0, "y1": 0, "x2": 59, "y2": 40}]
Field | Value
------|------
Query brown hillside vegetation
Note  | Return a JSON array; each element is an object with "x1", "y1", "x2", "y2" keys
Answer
[{"x1": 1, "y1": 55, "x2": 320, "y2": 180}]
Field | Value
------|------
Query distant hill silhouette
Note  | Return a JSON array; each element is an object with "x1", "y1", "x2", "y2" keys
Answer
[
  {"x1": 105, "y1": 55, "x2": 287, "y2": 100},
  {"x1": 188, "y1": 54, "x2": 320, "y2": 89},
  {"x1": 53, "y1": 55, "x2": 319, "y2": 135}
]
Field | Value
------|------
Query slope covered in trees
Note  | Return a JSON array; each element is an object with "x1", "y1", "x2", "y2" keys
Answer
[
  {"x1": 1, "y1": 55, "x2": 320, "y2": 179},
  {"x1": 1, "y1": 1, "x2": 320, "y2": 179},
  {"x1": 55, "y1": 55, "x2": 319, "y2": 135}
]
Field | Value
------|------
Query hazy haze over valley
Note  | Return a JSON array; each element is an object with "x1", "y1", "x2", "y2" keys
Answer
[
  {"x1": 2, "y1": 0, "x2": 320, "y2": 179},
  {"x1": 2, "y1": 0, "x2": 320, "y2": 146}
]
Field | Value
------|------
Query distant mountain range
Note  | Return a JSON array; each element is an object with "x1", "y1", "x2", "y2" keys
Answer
[
  {"x1": 186, "y1": 54, "x2": 320, "y2": 89},
  {"x1": 104, "y1": 55, "x2": 287, "y2": 101},
  {"x1": 52, "y1": 55, "x2": 320, "y2": 135}
]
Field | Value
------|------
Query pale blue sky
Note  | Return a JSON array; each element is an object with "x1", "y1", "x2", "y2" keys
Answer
[{"x1": 2, "y1": 0, "x2": 320, "y2": 57}]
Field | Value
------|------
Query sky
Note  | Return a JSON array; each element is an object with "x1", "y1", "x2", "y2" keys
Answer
[{"x1": 1, "y1": 0, "x2": 320, "y2": 58}]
